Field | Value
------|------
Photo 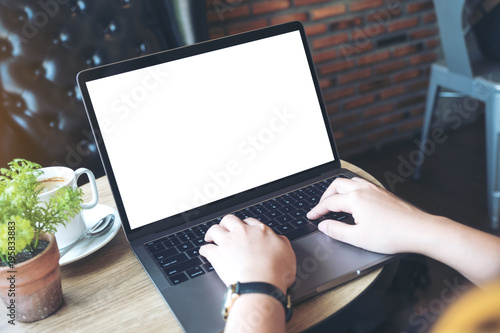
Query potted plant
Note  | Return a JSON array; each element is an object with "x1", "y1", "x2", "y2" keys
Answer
[{"x1": 0, "y1": 159, "x2": 83, "y2": 323}]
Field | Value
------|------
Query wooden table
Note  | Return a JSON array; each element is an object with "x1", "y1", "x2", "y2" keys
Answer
[{"x1": 3, "y1": 161, "x2": 384, "y2": 333}]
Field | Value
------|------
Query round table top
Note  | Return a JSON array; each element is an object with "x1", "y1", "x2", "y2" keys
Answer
[{"x1": 1, "y1": 160, "x2": 384, "y2": 332}]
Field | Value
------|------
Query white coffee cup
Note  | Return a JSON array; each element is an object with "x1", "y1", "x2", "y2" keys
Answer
[{"x1": 37, "y1": 166, "x2": 99, "y2": 249}]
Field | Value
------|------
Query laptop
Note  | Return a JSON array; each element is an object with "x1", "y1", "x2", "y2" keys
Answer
[{"x1": 77, "y1": 21, "x2": 394, "y2": 332}]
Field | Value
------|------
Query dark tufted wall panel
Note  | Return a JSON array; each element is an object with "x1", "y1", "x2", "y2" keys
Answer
[{"x1": 0, "y1": 0, "x2": 207, "y2": 177}]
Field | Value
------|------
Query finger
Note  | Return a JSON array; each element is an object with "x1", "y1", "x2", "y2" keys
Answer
[
  {"x1": 317, "y1": 220, "x2": 355, "y2": 245},
  {"x1": 307, "y1": 193, "x2": 352, "y2": 220},
  {"x1": 319, "y1": 178, "x2": 360, "y2": 202},
  {"x1": 242, "y1": 217, "x2": 263, "y2": 226},
  {"x1": 351, "y1": 177, "x2": 369, "y2": 183},
  {"x1": 278, "y1": 234, "x2": 293, "y2": 247},
  {"x1": 219, "y1": 214, "x2": 244, "y2": 231},
  {"x1": 199, "y1": 243, "x2": 217, "y2": 260},
  {"x1": 204, "y1": 224, "x2": 229, "y2": 244}
]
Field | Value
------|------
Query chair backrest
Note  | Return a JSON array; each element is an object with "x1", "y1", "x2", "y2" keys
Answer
[{"x1": 433, "y1": 0, "x2": 473, "y2": 77}]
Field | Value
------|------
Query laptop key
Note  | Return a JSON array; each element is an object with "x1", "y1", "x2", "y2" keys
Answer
[
  {"x1": 193, "y1": 237, "x2": 208, "y2": 246},
  {"x1": 291, "y1": 219, "x2": 308, "y2": 228},
  {"x1": 180, "y1": 232, "x2": 196, "y2": 242},
  {"x1": 186, "y1": 266, "x2": 205, "y2": 279},
  {"x1": 164, "y1": 257, "x2": 203, "y2": 276},
  {"x1": 168, "y1": 272, "x2": 188, "y2": 285},
  {"x1": 164, "y1": 237, "x2": 181, "y2": 248},
  {"x1": 154, "y1": 247, "x2": 180, "y2": 261},
  {"x1": 264, "y1": 220, "x2": 279, "y2": 228},
  {"x1": 186, "y1": 247, "x2": 200, "y2": 258},
  {"x1": 277, "y1": 222, "x2": 295, "y2": 233},
  {"x1": 177, "y1": 242, "x2": 195, "y2": 252},
  {"x1": 147, "y1": 243, "x2": 165, "y2": 254},
  {"x1": 159, "y1": 253, "x2": 189, "y2": 268},
  {"x1": 281, "y1": 223, "x2": 317, "y2": 241},
  {"x1": 276, "y1": 214, "x2": 295, "y2": 224}
]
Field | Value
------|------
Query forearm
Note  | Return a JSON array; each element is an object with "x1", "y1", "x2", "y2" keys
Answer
[
  {"x1": 411, "y1": 215, "x2": 500, "y2": 285},
  {"x1": 224, "y1": 294, "x2": 286, "y2": 333}
]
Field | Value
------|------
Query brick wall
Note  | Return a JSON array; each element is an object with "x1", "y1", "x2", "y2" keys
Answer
[{"x1": 205, "y1": 0, "x2": 439, "y2": 158}]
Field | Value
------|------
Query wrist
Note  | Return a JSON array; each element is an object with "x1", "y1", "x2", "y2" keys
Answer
[
  {"x1": 407, "y1": 214, "x2": 453, "y2": 256},
  {"x1": 222, "y1": 281, "x2": 292, "y2": 322}
]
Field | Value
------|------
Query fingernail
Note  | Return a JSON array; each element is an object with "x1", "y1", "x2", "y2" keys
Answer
[{"x1": 317, "y1": 221, "x2": 325, "y2": 232}]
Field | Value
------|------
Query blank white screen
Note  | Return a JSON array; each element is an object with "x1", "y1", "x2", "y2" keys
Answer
[{"x1": 86, "y1": 31, "x2": 335, "y2": 229}]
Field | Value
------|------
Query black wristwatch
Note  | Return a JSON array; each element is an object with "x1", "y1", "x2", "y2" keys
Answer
[{"x1": 222, "y1": 282, "x2": 292, "y2": 322}]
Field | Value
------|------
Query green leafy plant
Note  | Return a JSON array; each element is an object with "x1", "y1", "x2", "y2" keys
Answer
[{"x1": 0, "y1": 159, "x2": 83, "y2": 264}]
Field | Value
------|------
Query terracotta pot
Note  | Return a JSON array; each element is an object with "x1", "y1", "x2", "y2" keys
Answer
[{"x1": 0, "y1": 233, "x2": 63, "y2": 323}]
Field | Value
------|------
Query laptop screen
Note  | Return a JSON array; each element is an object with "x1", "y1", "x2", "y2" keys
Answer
[{"x1": 85, "y1": 30, "x2": 335, "y2": 230}]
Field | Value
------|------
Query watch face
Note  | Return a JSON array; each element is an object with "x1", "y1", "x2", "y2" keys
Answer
[{"x1": 222, "y1": 284, "x2": 238, "y2": 321}]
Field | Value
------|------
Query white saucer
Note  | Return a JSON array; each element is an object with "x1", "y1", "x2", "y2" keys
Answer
[{"x1": 59, "y1": 204, "x2": 122, "y2": 266}]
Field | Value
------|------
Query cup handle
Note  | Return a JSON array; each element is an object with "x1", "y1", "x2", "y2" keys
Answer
[{"x1": 75, "y1": 168, "x2": 99, "y2": 209}]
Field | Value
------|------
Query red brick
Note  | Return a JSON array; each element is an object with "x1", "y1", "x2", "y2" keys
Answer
[
  {"x1": 312, "y1": 33, "x2": 349, "y2": 49},
  {"x1": 338, "y1": 41, "x2": 373, "y2": 60},
  {"x1": 352, "y1": 24, "x2": 385, "y2": 40},
  {"x1": 344, "y1": 94, "x2": 375, "y2": 110},
  {"x1": 333, "y1": 130, "x2": 345, "y2": 140},
  {"x1": 364, "y1": 103, "x2": 394, "y2": 118},
  {"x1": 398, "y1": 118, "x2": 424, "y2": 132},
  {"x1": 326, "y1": 103, "x2": 340, "y2": 115},
  {"x1": 319, "y1": 59, "x2": 354, "y2": 75},
  {"x1": 393, "y1": 43, "x2": 422, "y2": 57},
  {"x1": 357, "y1": 50, "x2": 390, "y2": 66},
  {"x1": 426, "y1": 39, "x2": 440, "y2": 49},
  {"x1": 406, "y1": 1, "x2": 434, "y2": 14},
  {"x1": 330, "y1": 16, "x2": 363, "y2": 31},
  {"x1": 271, "y1": 12, "x2": 308, "y2": 25},
  {"x1": 207, "y1": 4, "x2": 250, "y2": 22},
  {"x1": 410, "y1": 106, "x2": 425, "y2": 117},
  {"x1": 359, "y1": 78, "x2": 391, "y2": 93},
  {"x1": 347, "y1": 119, "x2": 380, "y2": 135},
  {"x1": 295, "y1": 0, "x2": 330, "y2": 6},
  {"x1": 375, "y1": 60, "x2": 406, "y2": 75},
  {"x1": 349, "y1": 0, "x2": 384, "y2": 12},
  {"x1": 380, "y1": 112, "x2": 405, "y2": 125},
  {"x1": 397, "y1": 94, "x2": 426, "y2": 108},
  {"x1": 252, "y1": 0, "x2": 290, "y2": 15},
  {"x1": 409, "y1": 52, "x2": 438, "y2": 65},
  {"x1": 367, "y1": 128, "x2": 395, "y2": 141},
  {"x1": 331, "y1": 112, "x2": 359, "y2": 126},
  {"x1": 379, "y1": 85, "x2": 406, "y2": 99},
  {"x1": 319, "y1": 78, "x2": 333, "y2": 89},
  {"x1": 367, "y1": 8, "x2": 403, "y2": 23},
  {"x1": 312, "y1": 49, "x2": 336, "y2": 63},
  {"x1": 410, "y1": 27, "x2": 438, "y2": 40},
  {"x1": 393, "y1": 69, "x2": 421, "y2": 82},
  {"x1": 305, "y1": 23, "x2": 327, "y2": 36},
  {"x1": 423, "y1": 12, "x2": 437, "y2": 24},
  {"x1": 310, "y1": 3, "x2": 346, "y2": 20},
  {"x1": 409, "y1": 79, "x2": 429, "y2": 91},
  {"x1": 338, "y1": 68, "x2": 371, "y2": 84},
  {"x1": 227, "y1": 19, "x2": 269, "y2": 35},
  {"x1": 388, "y1": 17, "x2": 419, "y2": 33},
  {"x1": 324, "y1": 87, "x2": 356, "y2": 102}
]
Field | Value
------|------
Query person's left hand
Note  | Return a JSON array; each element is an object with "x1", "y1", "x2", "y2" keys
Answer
[{"x1": 199, "y1": 215, "x2": 296, "y2": 294}]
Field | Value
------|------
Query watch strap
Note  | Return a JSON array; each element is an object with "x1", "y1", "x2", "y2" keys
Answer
[{"x1": 233, "y1": 282, "x2": 293, "y2": 321}]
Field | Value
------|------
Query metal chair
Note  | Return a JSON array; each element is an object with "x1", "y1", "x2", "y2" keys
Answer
[{"x1": 413, "y1": 0, "x2": 500, "y2": 230}]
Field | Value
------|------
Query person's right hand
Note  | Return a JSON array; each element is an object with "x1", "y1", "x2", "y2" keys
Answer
[{"x1": 307, "y1": 177, "x2": 432, "y2": 254}]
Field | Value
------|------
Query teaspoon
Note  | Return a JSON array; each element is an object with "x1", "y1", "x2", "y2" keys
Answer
[{"x1": 60, "y1": 214, "x2": 115, "y2": 257}]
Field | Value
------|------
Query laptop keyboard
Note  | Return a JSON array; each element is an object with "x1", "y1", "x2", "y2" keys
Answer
[{"x1": 145, "y1": 175, "x2": 354, "y2": 285}]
